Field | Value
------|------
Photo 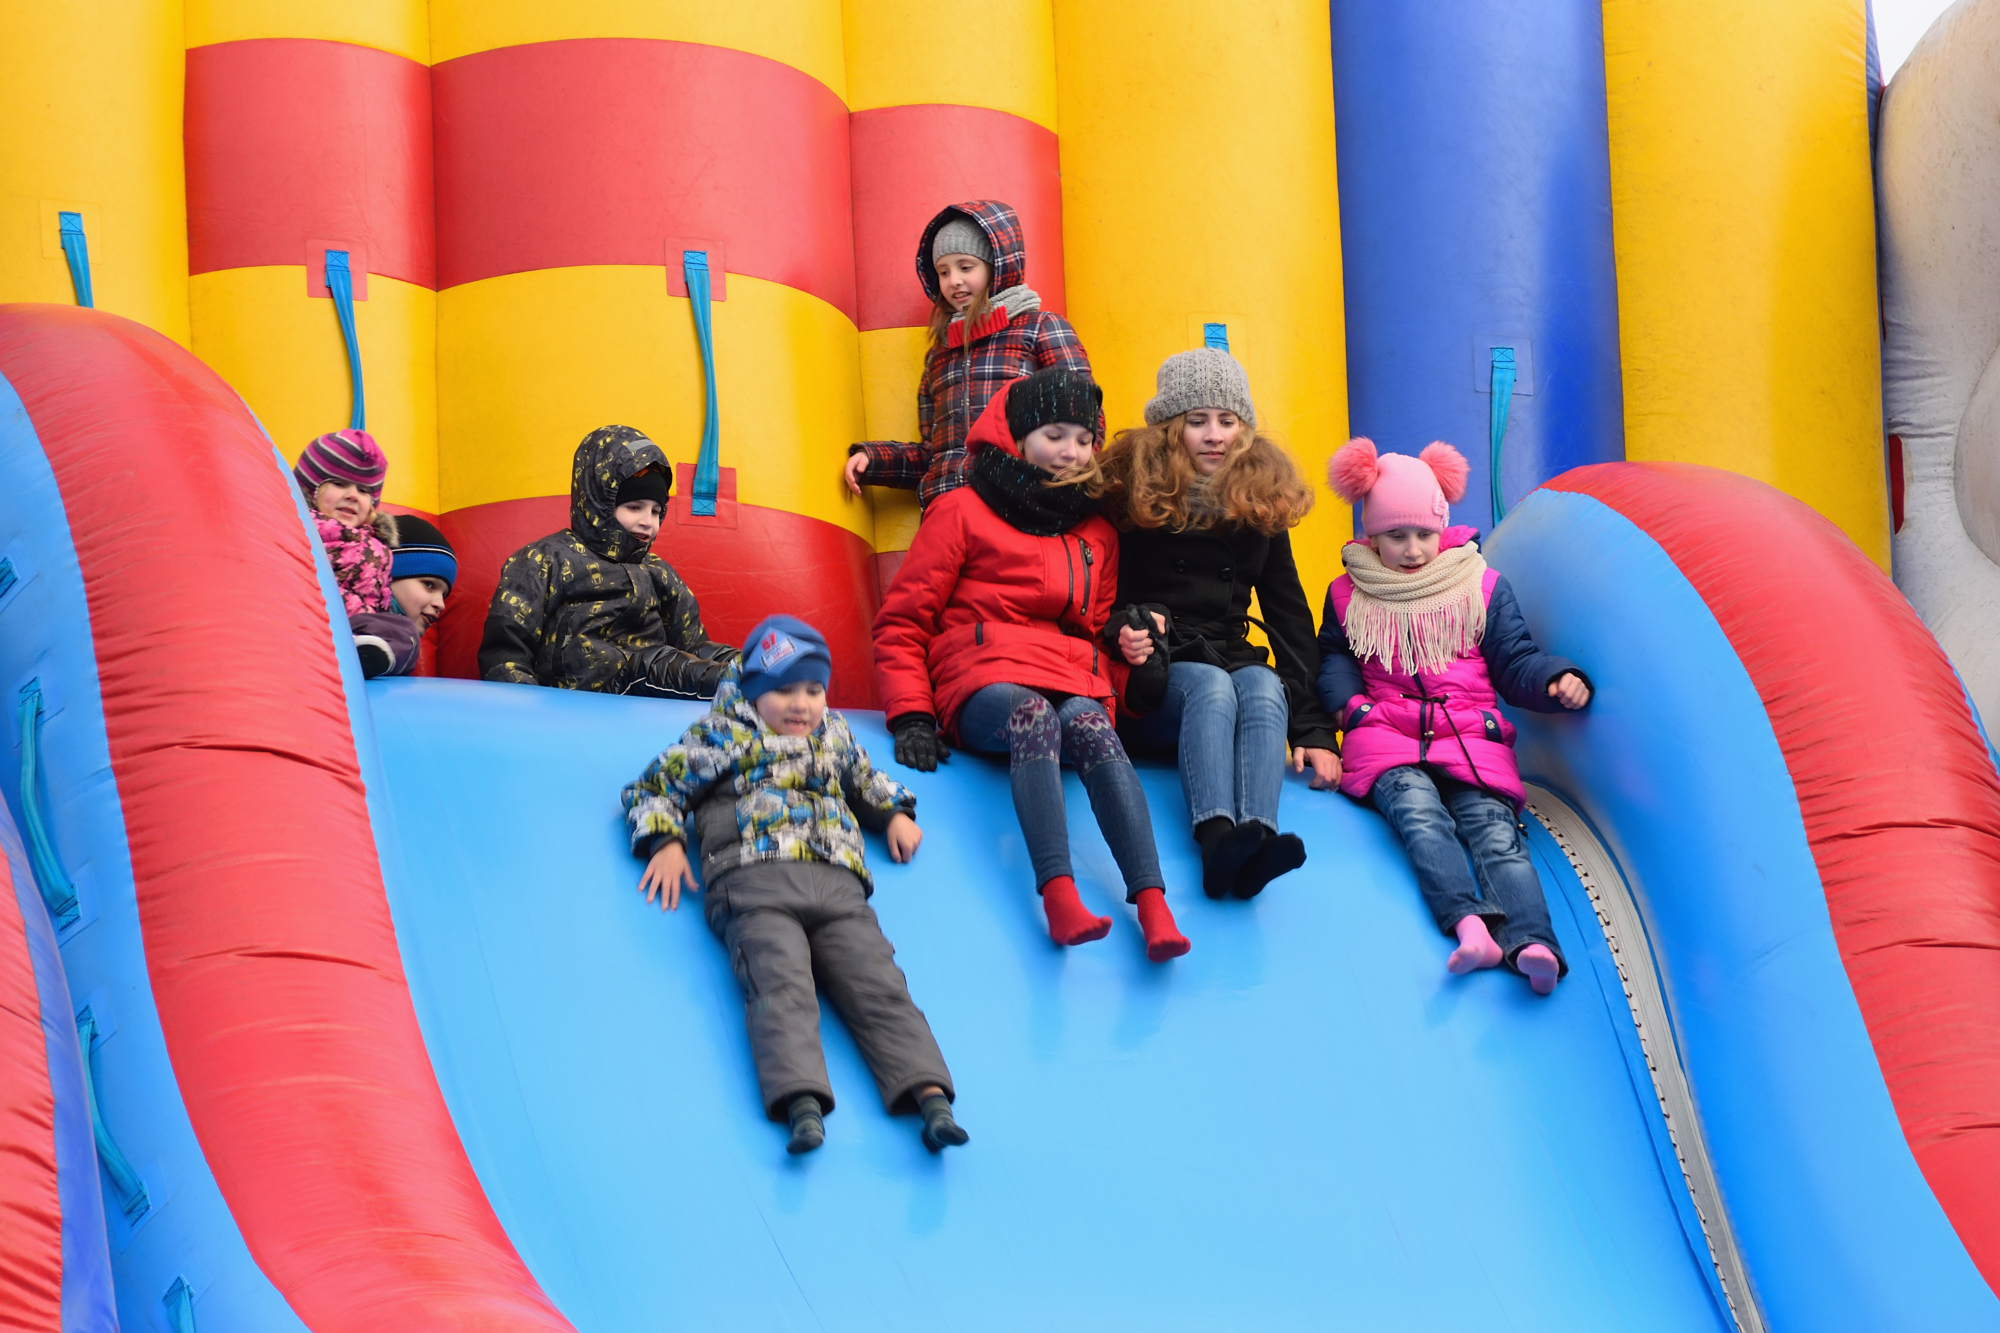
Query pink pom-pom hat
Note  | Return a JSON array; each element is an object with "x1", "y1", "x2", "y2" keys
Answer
[{"x1": 1327, "y1": 437, "x2": 1468, "y2": 536}]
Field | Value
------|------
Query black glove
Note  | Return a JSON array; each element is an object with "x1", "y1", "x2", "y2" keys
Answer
[
  {"x1": 1121, "y1": 603, "x2": 1172, "y2": 715},
  {"x1": 890, "y1": 712, "x2": 949, "y2": 772}
]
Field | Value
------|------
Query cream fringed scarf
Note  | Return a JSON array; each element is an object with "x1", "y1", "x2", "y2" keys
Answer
[{"x1": 1342, "y1": 541, "x2": 1488, "y2": 676}]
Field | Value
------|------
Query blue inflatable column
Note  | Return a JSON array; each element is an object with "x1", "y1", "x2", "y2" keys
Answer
[{"x1": 1330, "y1": 0, "x2": 1625, "y2": 527}]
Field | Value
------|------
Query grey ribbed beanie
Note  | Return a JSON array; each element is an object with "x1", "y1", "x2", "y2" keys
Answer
[
  {"x1": 931, "y1": 217, "x2": 992, "y2": 267},
  {"x1": 1143, "y1": 347, "x2": 1256, "y2": 427}
]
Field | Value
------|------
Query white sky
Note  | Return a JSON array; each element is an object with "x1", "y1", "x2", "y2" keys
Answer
[{"x1": 1875, "y1": 0, "x2": 1964, "y2": 79}]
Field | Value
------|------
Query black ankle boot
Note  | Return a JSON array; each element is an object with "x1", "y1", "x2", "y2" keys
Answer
[
  {"x1": 1197, "y1": 819, "x2": 1265, "y2": 899},
  {"x1": 786, "y1": 1094, "x2": 825, "y2": 1155}
]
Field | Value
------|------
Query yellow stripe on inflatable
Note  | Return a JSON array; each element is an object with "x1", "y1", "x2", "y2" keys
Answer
[
  {"x1": 0, "y1": 0, "x2": 188, "y2": 343},
  {"x1": 431, "y1": 0, "x2": 846, "y2": 97},
  {"x1": 437, "y1": 267, "x2": 869, "y2": 542},
  {"x1": 1052, "y1": 0, "x2": 1350, "y2": 596},
  {"x1": 857, "y1": 324, "x2": 927, "y2": 553},
  {"x1": 842, "y1": 0, "x2": 1057, "y2": 128},
  {"x1": 1602, "y1": 0, "x2": 1887, "y2": 568},
  {"x1": 185, "y1": 0, "x2": 430, "y2": 62},
  {"x1": 191, "y1": 267, "x2": 439, "y2": 512}
]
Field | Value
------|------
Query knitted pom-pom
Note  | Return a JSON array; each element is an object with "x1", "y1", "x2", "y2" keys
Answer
[
  {"x1": 1420, "y1": 441, "x2": 1470, "y2": 503},
  {"x1": 1328, "y1": 437, "x2": 1380, "y2": 503}
]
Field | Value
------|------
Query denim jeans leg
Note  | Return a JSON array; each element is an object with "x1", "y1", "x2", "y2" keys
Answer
[
  {"x1": 1370, "y1": 764, "x2": 1494, "y2": 936},
  {"x1": 1058, "y1": 696, "x2": 1165, "y2": 901},
  {"x1": 1159, "y1": 661, "x2": 1236, "y2": 828},
  {"x1": 1231, "y1": 666, "x2": 1289, "y2": 833},
  {"x1": 958, "y1": 683, "x2": 1072, "y2": 889},
  {"x1": 1441, "y1": 778, "x2": 1565, "y2": 973}
]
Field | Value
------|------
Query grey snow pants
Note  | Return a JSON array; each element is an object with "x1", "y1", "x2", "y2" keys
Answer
[{"x1": 704, "y1": 859, "x2": 953, "y2": 1121}]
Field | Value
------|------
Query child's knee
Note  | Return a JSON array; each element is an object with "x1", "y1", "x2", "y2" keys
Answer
[
  {"x1": 1060, "y1": 704, "x2": 1130, "y2": 775},
  {"x1": 1005, "y1": 692, "x2": 1060, "y2": 758}
]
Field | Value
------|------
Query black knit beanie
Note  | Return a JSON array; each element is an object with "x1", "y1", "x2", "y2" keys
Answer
[
  {"x1": 1005, "y1": 368, "x2": 1103, "y2": 443},
  {"x1": 616, "y1": 465, "x2": 671, "y2": 509}
]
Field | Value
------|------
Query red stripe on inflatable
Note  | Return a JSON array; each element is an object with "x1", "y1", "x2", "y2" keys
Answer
[
  {"x1": 0, "y1": 307, "x2": 571, "y2": 1331},
  {"x1": 849, "y1": 104, "x2": 1064, "y2": 331},
  {"x1": 434, "y1": 496, "x2": 882, "y2": 708},
  {"x1": 434, "y1": 40, "x2": 856, "y2": 317},
  {"x1": 1549, "y1": 461, "x2": 2000, "y2": 1285},
  {"x1": 0, "y1": 853, "x2": 63, "y2": 1331},
  {"x1": 186, "y1": 39, "x2": 435, "y2": 288}
]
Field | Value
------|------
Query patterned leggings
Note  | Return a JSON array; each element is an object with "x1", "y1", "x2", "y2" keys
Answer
[{"x1": 957, "y1": 683, "x2": 1165, "y2": 901}]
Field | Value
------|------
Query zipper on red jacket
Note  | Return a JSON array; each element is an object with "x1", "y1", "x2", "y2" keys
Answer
[
  {"x1": 1081, "y1": 540, "x2": 1097, "y2": 671},
  {"x1": 1059, "y1": 535, "x2": 1077, "y2": 624}
]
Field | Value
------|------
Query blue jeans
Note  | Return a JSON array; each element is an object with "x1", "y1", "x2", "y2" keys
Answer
[
  {"x1": 958, "y1": 683, "x2": 1164, "y2": 902},
  {"x1": 1369, "y1": 764, "x2": 1565, "y2": 972},
  {"x1": 1126, "y1": 662, "x2": 1289, "y2": 833}
]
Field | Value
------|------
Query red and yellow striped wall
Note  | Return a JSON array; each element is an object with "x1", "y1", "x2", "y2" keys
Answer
[{"x1": 1, "y1": 0, "x2": 1887, "y2": 704}]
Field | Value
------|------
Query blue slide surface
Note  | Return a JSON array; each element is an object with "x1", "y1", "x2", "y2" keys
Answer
[{"x1": 369, "y1": 678, "x2": 1728, "y2": 1332}]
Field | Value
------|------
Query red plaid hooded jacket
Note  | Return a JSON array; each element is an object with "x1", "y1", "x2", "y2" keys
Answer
[{"x1": 852, "y1": 200, "x2": 1094, "y2": 510}]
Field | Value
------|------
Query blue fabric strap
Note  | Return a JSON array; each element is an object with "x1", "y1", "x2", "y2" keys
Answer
[
  {"x1": 58, "y1": 212, "x2": 93, "y2": 308},
  {"x1": 1489, "y1": 345, "x2": 1517, "y2": 529},
  {"x1": 1203, "y1": 322, "x2": 1230, "y2": 351},
  {"x1": 164, "y1": 1276, "x2": 197, "y2": 1333},
  {"x1": 683, "y1": 250, "x2": 721, "y2": 516},
  {"x1": 324, "y1": 250, "x2": 366, "y2": 431},
  {"x1": 76, "y1": 1008, "x2": 151, "y2": 1221},
  {"x1": 17, "y1": 681, "x2": 78, "y2": 928}
]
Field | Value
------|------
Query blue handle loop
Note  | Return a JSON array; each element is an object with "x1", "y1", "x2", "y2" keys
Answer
[
  {"x1": 58, "y1": 212, "x2": 93, "y2": 309},
  {"x1": 683, "y1": 250, "x2": 721, "y2": 517},
  {"x1": 76, "y1": 1008, "x2": 150, "y2": 1221},
  {"x1": 1202, "y1": 322, "x2": 1230, "y2": 352},
  {"x1": 324, "y1": 250, "x2": 366, "y2": 431},
  {"x1": 1489, "y1": 346, "x2": 1517, "y2": 529},
  {"x1": 164, "y1": 1276, "x2": 197, "y2": 1332},
  {"x1": 17, "y1": 681, "x2": 79, "y2": 929}
]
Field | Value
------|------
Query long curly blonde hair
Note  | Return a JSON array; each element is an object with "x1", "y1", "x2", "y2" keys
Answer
[{"x1": 1101, "y1": 414, "x2": 1315, "y2": 534}]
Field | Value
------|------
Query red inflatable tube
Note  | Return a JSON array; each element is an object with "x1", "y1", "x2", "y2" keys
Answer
[
  {"x1": 849, "y1": 104, "x2": 1065, "y2": 331},
  {"x1": 1550, "y1": 462, "x2": 2000, "y2": 1283},
  {"x1": 434, "y1": 39, "x2": 856, "y2": 317},
  {"x1": 434, "y1": 493, "x2": 883, "y2": 707},
  {"x1": 186, "y1": 39, "x2": 436, "y2": 289},
  {"x1": 0, "y1": 306, "x2": 572, "y2": 1332},
  {"x1": 0, "y1": 852, "x2": 61, "y2": 1331}
]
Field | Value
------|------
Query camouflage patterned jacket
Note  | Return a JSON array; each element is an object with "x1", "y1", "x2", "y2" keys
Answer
[
  {"x1": 478, "y1": 425, "x2": 737, "y2": 695},
  {"x1": 622, "y1": 665, "x2": 915, "y2": 892}
]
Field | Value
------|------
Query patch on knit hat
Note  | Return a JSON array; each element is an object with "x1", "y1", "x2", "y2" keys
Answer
[
  {"x1": 1004, "y1": 368, "x2": 1103, "y2": 443},
  {"x1": 931, "y1": 217, "x2": 992, "y2": 267},
  {"x1": 294, "y1": 429, "x2": 388, "y2": 498},
  {"x1": 1144, "y1": 348, "x2": 1256, "y2": 427}
]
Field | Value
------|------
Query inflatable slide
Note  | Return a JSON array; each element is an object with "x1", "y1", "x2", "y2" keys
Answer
[{"x1": 5, "y1": 3, "x2": 2000, "y2": 1332}]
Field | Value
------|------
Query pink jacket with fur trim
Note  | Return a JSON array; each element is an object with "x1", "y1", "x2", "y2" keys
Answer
[
  {"x1": 1313, "y1": 528, "x2": 1587, "y2": 807},
  {"x1": 317, "y1": 511, "x2": 397, "y2": 616}
]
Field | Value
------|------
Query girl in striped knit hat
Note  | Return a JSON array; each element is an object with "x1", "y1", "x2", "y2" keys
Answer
[{"x1": 294, "y1": 429, "x2": 419, "y2": 679}]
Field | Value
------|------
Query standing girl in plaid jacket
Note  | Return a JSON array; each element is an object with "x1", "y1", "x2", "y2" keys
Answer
[{"x1": 843, "y1": 201, "x2": 1096, "y2": 513}]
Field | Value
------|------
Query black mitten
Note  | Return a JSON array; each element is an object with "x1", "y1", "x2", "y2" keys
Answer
[
  {"x1": 1122, "y1": 603, "x2": 1172, "y2": 715},
  {"x1": 889, "y1": 712, "x2": 949, "y2": 772}
]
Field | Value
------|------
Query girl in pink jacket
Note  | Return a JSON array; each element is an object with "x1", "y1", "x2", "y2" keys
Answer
[{"x1": 1315, "y1": 439, "x2": 1590, "y2": 994}]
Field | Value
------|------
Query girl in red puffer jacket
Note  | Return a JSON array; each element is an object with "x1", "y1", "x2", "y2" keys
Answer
[{"x1": 873, "y1": 369, "x2": 1188, "y2": 961}]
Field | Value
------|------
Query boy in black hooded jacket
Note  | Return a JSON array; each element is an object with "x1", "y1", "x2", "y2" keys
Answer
[{"x1": 478, "y1": 424, "x2": 738, "y2": 697}]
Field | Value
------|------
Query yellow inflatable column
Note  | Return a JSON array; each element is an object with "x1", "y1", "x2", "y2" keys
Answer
[
  {"x1": 0, "y1": 0, "x2": 189, "y2": 343},
  {"x1": 429, "y1": 4, "x2": 879, "y2": 695},
  {"x1": 1602, "y1": 0, "x2": 1887, "y2": 566},
  {"x1": 183, "y1": 0, "x2": 437, "y2": 514},
  {"x1": 1052, "y1": 0, "x2": 1349, "y2": 595},
  {"x1": 843, "y1": 0, "x2": 1061, "y2": 564}
]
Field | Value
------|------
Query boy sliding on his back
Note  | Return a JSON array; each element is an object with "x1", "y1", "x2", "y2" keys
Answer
[{"x1": 623, "y1": 615, "x2": 967, "y2": 1156}]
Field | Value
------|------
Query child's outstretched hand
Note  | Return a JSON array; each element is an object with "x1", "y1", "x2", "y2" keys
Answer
[
  {"x1": 640, "y1": 839, "x2": 700, "y2": 911},
  {"x1": 886, "y1": 812, "x2": 923, "y2": 864},
  {"x1": 1292, "y1": 745, "x2": 1342, "y2": 790},
  {"x1": 1548, "y1": 672, "x2": 1591, "y2": 710}
]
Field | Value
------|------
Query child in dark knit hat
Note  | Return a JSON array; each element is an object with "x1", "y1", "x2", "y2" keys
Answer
[
  {"x1": 624, "y1": 614, "x2": 966, "y2": 1156},
  {"x1": 873, "y1": 368, "x2": 1190, "y2": 962},
  {"x1": 294, "y1": 429, "x2": 419, "y2": 679},
  {"x1": 387, "y1": 516, "x2": 456, "y2": 676},
  {"x1": 479, "y1": 425, "x2": 737, "y2": 695}
]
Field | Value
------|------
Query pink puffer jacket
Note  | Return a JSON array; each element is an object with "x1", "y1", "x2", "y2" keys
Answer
[{"x1": 316, "y1": 512, "x2": 396, "y2": 616}]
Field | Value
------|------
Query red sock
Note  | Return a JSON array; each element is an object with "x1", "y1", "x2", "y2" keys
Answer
[
  {"x1": 1041, "y1": 876, "x2": 1112, "y2": 946},
  {"x1": 1134, "y1": 888, "x2": 1191, "y2": 962}
]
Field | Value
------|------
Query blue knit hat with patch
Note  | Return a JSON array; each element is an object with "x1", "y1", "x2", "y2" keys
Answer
[{"x1": 739, "y1": 614, "x2": 833, "y2": 701}]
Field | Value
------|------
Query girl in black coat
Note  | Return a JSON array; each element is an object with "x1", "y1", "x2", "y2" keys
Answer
[{"x1": 1103, "y1": 350, "x2": 1340, "y2": 900}]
